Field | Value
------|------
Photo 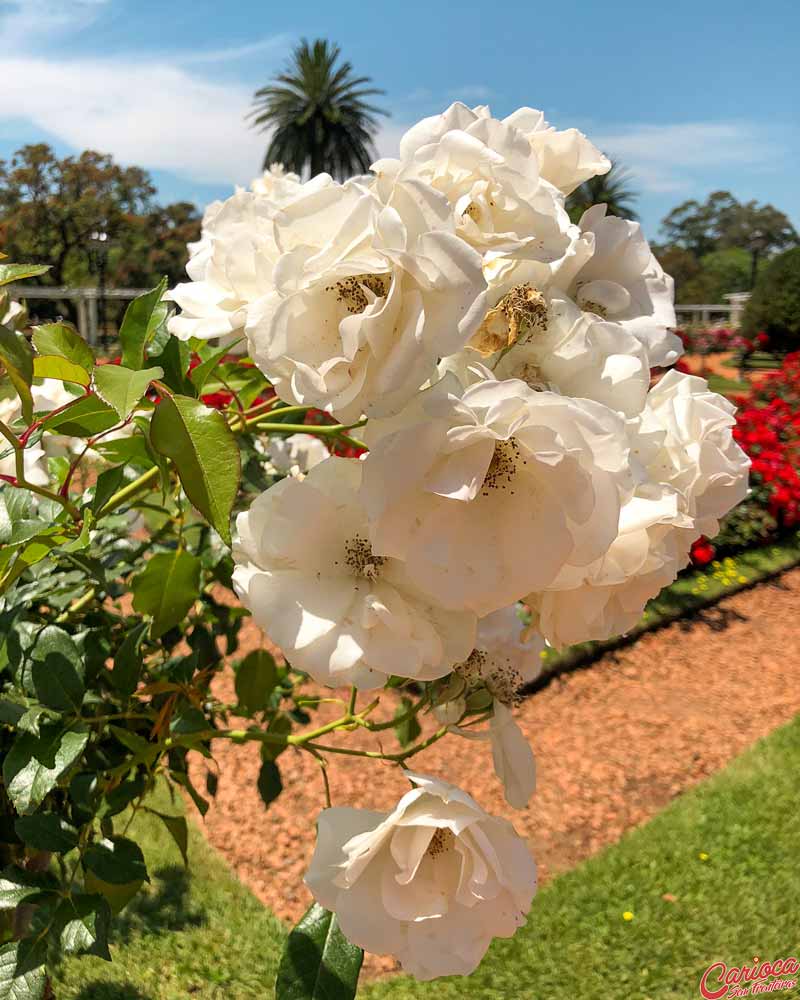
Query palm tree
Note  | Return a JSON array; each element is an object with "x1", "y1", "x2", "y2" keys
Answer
[
  {"x1": 566, "y1": 162, "x2": 639, "y2": 223},
  {"x1": 250, "y1": 39, "x2": 389, "y2": 181}
]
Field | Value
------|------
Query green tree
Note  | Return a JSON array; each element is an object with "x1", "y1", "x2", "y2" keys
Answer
[
  {"x1": 566, "y1": 162, "x2": 638, "y2": 223},
  {"x1": 0, "y1": 144, "x2": 200, "y2": 321},
  {"x1": 741, "y1": 247, "x2": 800, "y2": 348},
  {"x1": 250, "y1": 38, "x2": 388, "y2": 180},
  {"x1": 679, "y1": 248, "x2": 756, "y2": 305},
  {"x1": 660, "y1": 191, "x2": 798, "y2": 288}
]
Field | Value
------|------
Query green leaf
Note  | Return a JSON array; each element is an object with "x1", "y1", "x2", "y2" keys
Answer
[
  {"x1": 131, "y1": 550, "x2": 201, "y2": 639},
  {"x1": 3, "y1": 726, "x2": 89, "y2": 815},
  {"x1": 394, "y1": 697, "x2": 422, "y2": 748},
  {"x1": 32, "y1": 354, "x2": 90, "y2": 386},
  {"x1": 145, "y1": 809, "x2": 189, "y2": 866},
  {"x1": 83, "y1": 836, "x2": 148, "y2": 885},
  {"x1": 119, "y1": 278, "x2": 169, "y2": 370},
  {"x1": 275, "y1": 902, "x2": 363, "y2": 1000},
  {"x1": 14, "y1": 813, "x2": 79, "y2": 853},
  {"x1": 43, "y1": 394, "x2": 117, "y2": 437},
  {"x1": 91, "y1": 465, "x2": 126, "y2": 516},
  {"x1": 28, "y1": 625, "x2": 85, "y2": 713},
  {"x1": 257, "y1": 759, "x2": 283, "y2": 809},
  {"x1": 83, "y1": 871, "x2": 142, "y2": 916},
  {"x1": 147, "y1": 335, "x2": 192, "y2": 395},
  {"x1": 92, "y1": 364, "x2": 163, "y2": 421},
  {"x1": 150, "y1": 394, "x2": 240, "y2": 545},
  {"x1": 235, "y1": 650, "x2": 278, "y2": 715},
  {"x1": 111, "y1": 621, "x2": 149, "y2": 696},
  {"x1": 0, "y1": 325, "x2": 33, "y2": 422},
  {"x1": 0, "y1": 867, "x2": 58, "y2": 911},
  {"x1": 54, "y1": 894, "x2": 112, "y2": 960},
  {"x1": 0, "y1": 262, "x2": 49, "y2": 286},
  {"x1": 0, "y1": 942, "x2": 47, "y2": 1000},
  {"x1": 189, "y1": 341, "x2": 240, "y2": 394},
  {"x1": 31, "y1": 322, "x2": 94, "y2": 371}
]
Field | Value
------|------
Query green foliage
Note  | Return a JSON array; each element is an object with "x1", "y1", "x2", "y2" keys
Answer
[
  {"x1": 741, "y1": 247, "x2": 800, "y2": 347},
  {"x1": 0, "y1": 325, "x2": 33, "y2": 422},
  {"x1": 276, "y1": 902, "x2": 364, "y2": 1000},
  {"x1": 566, "y1": 162, "x2": 638, "y2": 223},
  {"x1": 131, "y1": 550, "x2": 202, "y2": 638},
  {"x1": 250, "y1": 38, "x2": 388, "y2": 179},
  {"x1": 150, "y1": 394, "x2": 241, "y2": 544}
]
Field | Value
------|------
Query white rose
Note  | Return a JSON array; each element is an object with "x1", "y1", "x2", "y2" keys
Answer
[
  {"x1": 168, "y1": 188, "x2": 281, "y2": 341},
  {"x1": 232, "y1": 456, "x2": 476, "y2": 689},
  {"x1": 305, "y1": 771, "x2": 537, "y2": 979},
  {"x1": 265, "y1": 432, "x2": 329, "y2": 478},
  {"x1": 530, "y1": 487, "x2": 694, "y2": 647},
  {"x1": 250, "y1": 163, "x2": 303, "y2": 203},
  {"x1": 245, "y1": 175, "x2": 486, "y2": 422},
  {"x1": 374, "y1": 102, "x2": 575, "y2": 266},
  {"x1": 641, "y1": 369, "x2": 750, "y2": 536},
  {"x1": 555, "y1": 204, "x2": 682, "y2": 367},
  {"x1": 360, "y1": 372, "x2": 633, "y2": 616},
  {"x1": 503, "y1": 107, "x2": 611, "y2": 196},
  {"x1": 443, "y1": 292, "x2": 650, "y2": 418}
]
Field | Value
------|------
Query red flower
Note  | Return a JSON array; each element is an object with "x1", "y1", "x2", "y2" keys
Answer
[
  {"x1": 690, "y1": 537, "x2": 716, "y2": 566},
  {"x1": 756, "y1": 331, "x2": 770, "y2": 347}
]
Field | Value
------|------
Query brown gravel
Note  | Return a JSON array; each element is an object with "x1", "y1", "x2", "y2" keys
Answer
[{"x1": 188, "y1": 568, "x2": 800, "y2": 975}]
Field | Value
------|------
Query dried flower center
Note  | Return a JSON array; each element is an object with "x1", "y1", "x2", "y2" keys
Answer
[
  {"x1": 343, "y1": 534, "x2": 385, "y2": 580},
  {"x1": 471, "y1": 283, "x2": 548, "y2": 356},
  {"x1": 455, "y1": 648, "x2": 524, "y2": 706},
  {"x1": 481, "y1": 439, "x2": 520, "y2": 496},
  {"x1": 327, "y1": 273, "x2": 391, "y2": 315},
  {"x1": 426, "y1": 827, "x2": 455, "y2": 859}
]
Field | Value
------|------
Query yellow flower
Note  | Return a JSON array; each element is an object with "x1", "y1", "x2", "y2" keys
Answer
[
  {"x1": 698, "y1": 852, "x2": 709, "y2": 862},
  {"x1": 623, "y1": 911, "x2": 634, "y2": 921}
]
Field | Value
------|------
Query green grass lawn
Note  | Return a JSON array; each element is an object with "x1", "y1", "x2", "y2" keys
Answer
[
  {"x1": 51, "y1": 790, "x2": 287, "y2": 999},
  {"x1": 365, "y1": 715, "x2": 800, "y2": 1000},
  {"x1": 707, "y1": 372, "x2": 751, "y2": 396},
  {"x1": 53, "y1": 716, "x2": 800, "y2": 999}
]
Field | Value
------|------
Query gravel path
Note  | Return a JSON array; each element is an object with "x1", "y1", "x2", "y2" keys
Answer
[{"x1": 188, "y1": 568, "x2": 800, "y2": 974}]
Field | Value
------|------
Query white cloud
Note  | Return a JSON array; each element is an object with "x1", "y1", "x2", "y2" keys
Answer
[
  {"x1": 0, "y1": 0, "x2": 109, "y2": 48},
  {"x1": 0, "y1": 56, "x2": 266, "y2": 187},
  {"x1": 591, "y1": 121, "x2": 780, "y2": 194}
]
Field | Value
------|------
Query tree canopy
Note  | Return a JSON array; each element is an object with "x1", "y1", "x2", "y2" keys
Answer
[{"x1": 0, "y1": 144, "x2": 200, "y2": 320}]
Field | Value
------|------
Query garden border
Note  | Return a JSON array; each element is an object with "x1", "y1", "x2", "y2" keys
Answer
[{"x1": 525, "y1": 530, "x2": 800, "y2": 695}]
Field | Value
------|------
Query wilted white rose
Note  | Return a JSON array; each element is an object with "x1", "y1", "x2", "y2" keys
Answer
[
  {"x1": 641, "y1": 369, "x2": 750, "y2": 535},
  {"x1": 245, "y1": 175, "x2": 486, "y2": 422},
  {"x1": 232, "y1": 456, "x2": 476, "y2": 688},
  {"x1": 555, "y1": 204, "x2": 682, "y2": 367},
  {"x1": 374, "y1": 102, "x2": 575, "y2": 267},
  {"x1": 442, "y1": 292, "x2": 650, "y2": 418},
  {"x1": 360, "y1": 372, "x2": 632, "y2": 616},
  {"x1": 503, "y1": 107, "x2": 610, "y2": 196},
  {"x1": 264, "y1": 432, "x2": 329, "y2": 478},
  {"x1": 305, "y1": 771, "x2": 537, "y2": 979}
]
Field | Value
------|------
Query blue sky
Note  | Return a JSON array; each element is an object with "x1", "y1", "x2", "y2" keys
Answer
[{"x1": 0, "y1": 0, "x2": 798, "y2": 239}]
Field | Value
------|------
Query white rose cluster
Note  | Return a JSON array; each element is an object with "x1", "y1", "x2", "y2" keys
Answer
[{"x1": 171, "y1": 102, "x2": 750, "y2": 979}]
